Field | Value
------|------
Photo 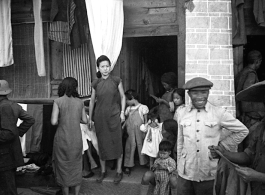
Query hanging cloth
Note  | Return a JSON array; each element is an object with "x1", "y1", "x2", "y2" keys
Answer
[
  {"x1": 85, "y1": 0, "x2": 124, "y2": 69},
  {"x1": 232, "y1": 0, "x2": 247, "y2": 46},
  {"x1": 33, "y1": 0, "x2": 46, "y2": 76},
  {"x1": 0, "y1": 0, "x2": 13, "y2": 67},
  {"x1": 253, "y1": 0, "x2": 265, "y2": 27}
]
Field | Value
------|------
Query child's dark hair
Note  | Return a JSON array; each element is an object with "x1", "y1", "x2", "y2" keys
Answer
[
  {"x1": 163, "y1": 119, "x2": 178, "y2": 137},
  {"x1": 96, "y1": 55, "x2": 111, "y2": 78},
  {"x1": 172, "y1": 88, "x2": 185, "y2": 104},
  {"x1": 58, "y1": 77, "x2": 79, "y2": 98},
  {"x1": 148, "y1": 106, "x2": 160, "y2": 122},
  {"x1": 125, "y1": 89, "x2": 139, "y2": 101},
  {"x1": 161, "y1": 72, "x2": 178, "y2": 88},
  {"x1": 159, "y1": 140, "x2": 172, "y2": 152}
]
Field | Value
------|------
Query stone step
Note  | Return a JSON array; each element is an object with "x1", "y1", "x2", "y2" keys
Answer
[{"x1": 16, "y1": 165, "x2": 153, "y2": 195}]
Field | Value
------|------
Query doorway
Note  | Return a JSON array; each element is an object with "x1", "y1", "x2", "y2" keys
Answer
[{"x1": 113, "y1": 36, "x2": 178, "y2": 107}]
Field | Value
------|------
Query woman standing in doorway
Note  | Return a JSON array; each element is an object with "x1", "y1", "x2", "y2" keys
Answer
[{"x1": 89, "y1": 55, "x2": 126, "y2": 184}]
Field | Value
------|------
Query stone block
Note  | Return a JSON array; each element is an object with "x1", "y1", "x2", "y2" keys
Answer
[
  {"x1": 211, "y1": 80, "x2": 230, "y2": 91},
  {"x1": 193, "y1": 2, "x2": 208, "y2": 13},
  {"x1": 186, "y1": 49, "x2": 209, "y2": 60},
  {"x1": 208, "y1": 95, "x2": 231, "y2": 107},
  {"x1": 186, "y1": 63, "x2": 207, "y2": 74},
  {"x1": 186, "y1": 33, "x2": 207, "y2": 44},
  {"x1": 208, "y1": 65, "x2": 230, "y2": 75},
  {"x1": 209, "y1": 33, "x2": 230, "y2": 45},
  {"x1": 186, "y1": 17, "x2": 210, "y2": 28},
  {"x1": 210, "y1": 48, "x2": 230, "y2": 60},
  {"x1": 211, "y1": 17, "x2": 228, "y2": 29},
  {"x1": 208, "y1": 2, "x2": 228, "y2": 13}
]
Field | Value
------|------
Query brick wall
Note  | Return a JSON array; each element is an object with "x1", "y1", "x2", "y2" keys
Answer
[{"x1": 185, "y1": 0, "x2": 235, "y2": 115}]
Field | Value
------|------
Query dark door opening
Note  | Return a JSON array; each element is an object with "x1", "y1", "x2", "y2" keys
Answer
[{"x1": 114, "y1": 36, "x2": 178, "y2": 107}]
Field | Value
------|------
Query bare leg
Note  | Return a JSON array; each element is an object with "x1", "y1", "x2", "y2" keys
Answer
[
  {"x1": 116, "y1": 154, "x2": 123, "y2": 173},
  {"x1": 62, "y1": 187, "x2": 69, "y2": 195},
  {"x1": 100, "y1": 159, "x2": 106, "y2": 173},
  {"x1": 74, "y1": 185, "x2": 81, "y2": 195},
  {"x1": 86, "y1": 149, "x2": 97, "y2": 169}
]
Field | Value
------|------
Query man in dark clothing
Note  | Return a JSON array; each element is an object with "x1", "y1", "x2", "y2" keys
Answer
[
  {"x1": 235, "y1": 50, "x2": 265, "y2": 149},
  {"x1": 0, "y1": 80, "x2": 35, "y2": 195},
  {"x1": 210, "y1": 80, "x2": 265, "y2": 195}
]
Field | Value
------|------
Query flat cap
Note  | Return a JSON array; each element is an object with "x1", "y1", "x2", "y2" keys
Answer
[{"x1": 183, "y1": 77, "x2": 213, "y2": 90}]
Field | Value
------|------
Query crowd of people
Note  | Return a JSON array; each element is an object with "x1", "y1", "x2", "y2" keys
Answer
[{"x1": 1, "y1": 51, "x2": 265, "y2": 195}]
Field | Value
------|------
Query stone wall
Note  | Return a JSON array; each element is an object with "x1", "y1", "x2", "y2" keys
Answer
[{"x1": 185, "y1": 0, "x2": 235, "y2": 115}]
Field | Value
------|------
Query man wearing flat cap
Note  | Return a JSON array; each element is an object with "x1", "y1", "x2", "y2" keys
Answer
[
  {"x1": 174, "y1": 77, "x2": 249, "y2": 195},
  {"x1": 0, "y1": 80, "x2": 35, "y2": 195}
]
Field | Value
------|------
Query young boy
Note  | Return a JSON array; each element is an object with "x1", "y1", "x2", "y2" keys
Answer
[{"x1": 151, "y1": 140, "x2": 176, "y2": 195}]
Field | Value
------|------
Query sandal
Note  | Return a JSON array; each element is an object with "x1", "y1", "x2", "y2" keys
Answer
[
  {"x1": 96, "y1": 171, "x2": 107, "y2": 183},
  {"x1": 113, "y1": 172, "x2": 123, "y2": 184}
]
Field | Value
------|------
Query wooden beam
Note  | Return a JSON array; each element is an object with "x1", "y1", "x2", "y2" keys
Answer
[
  {"x1": 176, "y1": 0, "x2": 186, "y2": 87},
  {"x1": 123, "y1": 24, "x2": 179, "y2": 37},
  {"x1": 123, "y1": 0, "x2": 175, "y2": 8},
  {"x1": 124, "y1": 6, "x2": 177, "y2": 27}
]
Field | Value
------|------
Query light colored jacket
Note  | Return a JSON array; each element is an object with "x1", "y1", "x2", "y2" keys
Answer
[{"x1": 174, "y1": 102, "x2": 248, "y2": 182}]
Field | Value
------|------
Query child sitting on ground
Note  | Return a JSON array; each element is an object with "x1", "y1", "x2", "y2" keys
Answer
[
  {"x1": 123, "y1": 89, "x2": 149, "y2": 175},
  {"x1": 152, "y1": 141, "x2": 176, "y2": 195},
  {"x1": 140, "y1": 106, "x2": 163, "y2": 168}
]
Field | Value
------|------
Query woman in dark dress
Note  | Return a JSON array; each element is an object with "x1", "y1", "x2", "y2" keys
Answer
[
  {"x1": 89, "y1": 55, "x2": 126, "y2": 184},
  {"x1": 51, "y1": 77, "x2": 88, "y2": 195}
]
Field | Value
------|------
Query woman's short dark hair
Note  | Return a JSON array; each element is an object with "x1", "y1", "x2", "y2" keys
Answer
[
  {"x1": 58, "y1": 77, "x2": 79, "y2": 98},
  {"x1": 96, "y1": 55, "x2": 111, "y2": 78},
  {"x1": 125, "y1": 89, "x2": 139, "y2": 101},
  {"x1": 159, "y1": 140, "x2": 172, "y2": 152},
  {"x1": 148, "y1": 106, "x2": 160, "y2": 122}
]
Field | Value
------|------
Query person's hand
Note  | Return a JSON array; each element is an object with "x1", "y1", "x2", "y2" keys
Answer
[
  {"x1": 88, "y1": 119, "x2": 93, "y2": 129},
  {"x1": 235, "y1": 166, "x2": 259, "y2": 183},
  {"x1": 120, "y1": 111, "x2": 125, "y2": 123},
  {"x1": 150, "y1": 94, "x2": 161, "y2": 103},
  {"x1": 208, "y1": 145, "x2": 225, "y2": 159}
]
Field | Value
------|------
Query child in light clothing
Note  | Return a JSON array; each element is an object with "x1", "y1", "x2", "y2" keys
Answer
[
  {"x1": 140, "y1": 106, "x2": 163, "y2": 168},
  {"x1": 152, "y1": 141, "x2": 176, "y2": 195},
  {"x1": 172, "y1": 88, "x2": 185, "y2": 111},
  {"x1": 80, "y1": 100, "x2": 99, "y2": 178},
  {"x1": 123, "y1": 89, "x2": 149, "y2": 175}
]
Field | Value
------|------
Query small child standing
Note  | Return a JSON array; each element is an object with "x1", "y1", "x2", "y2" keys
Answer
[
  {"x1": 123, "y1": 89, "x2": 149, "y2": 175},
  {"x1": 140, "y1": 106, "x2": 163, "y2": 168},
  {"x1": 152, "y1": 141, "x2": 176, "y2": 195}
]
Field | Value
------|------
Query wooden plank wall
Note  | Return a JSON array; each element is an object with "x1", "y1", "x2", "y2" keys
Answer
[{"x1": 123, "y1": 0, "x2": 179, "y2": 37}]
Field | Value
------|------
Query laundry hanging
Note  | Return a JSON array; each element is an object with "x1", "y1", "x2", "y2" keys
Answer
[
  {"x1": 33, "y1": 0, "x2": 46, "y2": 76},
  {"x1": 0, "y1": 0, "x2": 14, "y2": 67},
  {"x1": 85, "y1": 0, "x2": 124, "y2": 69},
  {"x1": 253, "y1": 0, "x2": 265, "y2": 27}
]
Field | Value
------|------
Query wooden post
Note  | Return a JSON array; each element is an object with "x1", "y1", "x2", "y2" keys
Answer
[{"x1": 176, "y1": 0, "x2": 186, "y2": 87}]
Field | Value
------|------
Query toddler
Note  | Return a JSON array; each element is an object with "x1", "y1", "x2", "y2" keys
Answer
[
  {"x1": 123, "y1": 89, "x2": 149, "y2": 175},
  {"x1": 140, "y1": 106, "x2": 163, "y2": 167},
  {"x1": 152, "y1": 141, "x2": 176, "y2": 195}
]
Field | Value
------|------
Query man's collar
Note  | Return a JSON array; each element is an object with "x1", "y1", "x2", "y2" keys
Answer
[{"x1": 187, "y1": 101, "x2": 210, "y2": 112}]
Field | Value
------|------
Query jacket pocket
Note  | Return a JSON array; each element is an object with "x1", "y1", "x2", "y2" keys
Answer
[
  {"x1": 0, "y1": 148, "x2": 13, "y2": 168},
  {"x1": 178, "y1": 150, "x2": 187, "y2": 175},
  {"x1": 180, "y1": 120, "x2": 192, "y2": 136},
  {"x1": 204, "y1": 121, "x2": 219, "y2": 138}
]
